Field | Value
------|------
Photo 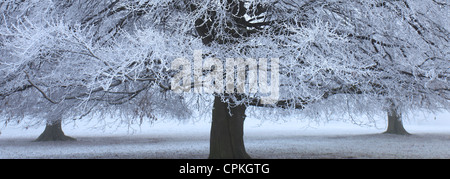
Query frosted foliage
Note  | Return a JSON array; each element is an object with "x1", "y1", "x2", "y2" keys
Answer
[
  {"x1": 0, "y1": 0, "x2": 193, "y2": 126},
  {"x1": 0, "y1": 0, "x2": 448, "y2": 126}
]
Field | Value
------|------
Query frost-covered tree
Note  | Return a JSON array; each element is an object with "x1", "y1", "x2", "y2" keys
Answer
[
  {"x1": 177, "y1": 0, "x2": 448, "y2": 156},
  {"x1": 1, "y1": 0, "x2": 448, "y2": 157},
  {"x1": 0, "y1": 0, "x2": 191, "y2": 140},
  {"x1": 325, "y1": 0, "x2": 450, "y2": 135}
]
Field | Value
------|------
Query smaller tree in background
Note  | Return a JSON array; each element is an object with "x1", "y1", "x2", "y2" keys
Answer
[{"x1": 0, "y1": 0, "x2": 191, "y2": 141}]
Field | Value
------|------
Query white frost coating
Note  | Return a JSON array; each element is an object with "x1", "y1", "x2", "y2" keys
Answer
[{"x1": 0, "y1": 0, "x2": 448, "y2": 128}]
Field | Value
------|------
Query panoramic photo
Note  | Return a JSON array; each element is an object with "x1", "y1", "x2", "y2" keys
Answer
[{"x1": 0, "y1": 0, "x2": 449, "y2": 164}]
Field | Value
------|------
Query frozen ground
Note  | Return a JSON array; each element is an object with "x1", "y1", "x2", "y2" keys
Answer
[{"x1": 0, "y1": 112, "x2": 449, "y2": 159}]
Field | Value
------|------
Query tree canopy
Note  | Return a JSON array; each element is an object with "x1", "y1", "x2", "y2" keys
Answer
[{"x1": 0, "y1": 0, "x2": 448, "y2": 140}]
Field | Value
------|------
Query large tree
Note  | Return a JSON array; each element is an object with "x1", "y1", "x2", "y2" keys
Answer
[
  {"x1": 0, "y1": 0, "x2": 191, "y2": 141},
  {"x1": 335, "y1": 0, "x2": 449, "y2": 134},
  {"x1": 1, "y1": 0, "x2": 448, "y2": 157}
]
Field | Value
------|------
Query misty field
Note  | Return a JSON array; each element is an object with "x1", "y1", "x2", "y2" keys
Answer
[{"x1": 1, "y1": 112, "x2": 449, "y2": 159}]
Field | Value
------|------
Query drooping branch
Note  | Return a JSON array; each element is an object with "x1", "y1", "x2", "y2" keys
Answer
[{"x1": 25, "y1": 72, "x2": 61, "y2": 104}]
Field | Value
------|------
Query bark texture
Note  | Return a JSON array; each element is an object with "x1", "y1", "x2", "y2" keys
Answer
[
  {"x1": 384, "y1": 105, "x2": 410, "y2": 135},
  {"x1": 209, "y1": 96, "x2": 251, "y2": 159},
  {"x1": 35, "y1": 120, "x2": 76, "y2": 141}
]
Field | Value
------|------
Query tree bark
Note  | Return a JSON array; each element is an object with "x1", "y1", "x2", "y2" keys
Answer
[
  {"x1": 209, "y1": 96, "x2": 251, "y2": 159},
  {"x1": 35, "y1": 120, "x2": 76, "y2": 141},
  {"x1": 384, "y1": 105, "x2": 410, "y2": 135}
]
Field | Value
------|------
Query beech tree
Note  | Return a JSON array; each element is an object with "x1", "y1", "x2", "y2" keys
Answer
[
  {"x1": 1, "y1": 0, "x2": 448, "y2": 157},
  {"x1": 333, "y1": 0, "x2": 449, "y2": 135},
  {"x1": 0, "y1": 0, "x2": 191, "y2": 140}
]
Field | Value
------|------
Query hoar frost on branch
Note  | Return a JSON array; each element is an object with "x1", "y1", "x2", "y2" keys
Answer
[
  {"x1": 0, "y1": 0, "x2": 448, "y2": 153},
  {"x1": 0, "y1": 0, "x2": 192, "y2": 127}
]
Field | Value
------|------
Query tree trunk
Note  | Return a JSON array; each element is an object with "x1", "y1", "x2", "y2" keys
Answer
[
  {"x1": 384, "y1": 105, "x2": 410, "y2": 135},
  {"x1": 209, "y1": 96, "x2": 251, "y2": 159},
  {"x1": 35, "y1": 120, "x2": 76, "y2": 141}
]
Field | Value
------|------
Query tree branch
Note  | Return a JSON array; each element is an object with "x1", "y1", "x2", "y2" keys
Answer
[{"x1": 24, "y1": 72, "x2": 61, "y2": 104}]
